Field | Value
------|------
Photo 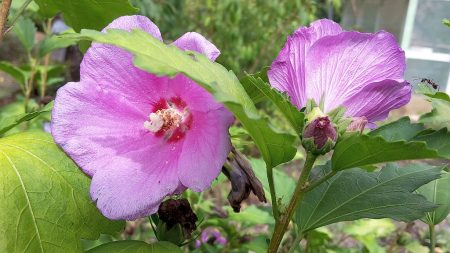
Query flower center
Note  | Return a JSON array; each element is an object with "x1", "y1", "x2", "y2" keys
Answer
[{"x1": 144, "y1": 97, "x2": 192, "y2": 142}]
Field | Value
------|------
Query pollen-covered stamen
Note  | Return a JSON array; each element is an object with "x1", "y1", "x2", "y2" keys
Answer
[{"x1": 144, "y1": 97, "x2": 192, "y2": 142}]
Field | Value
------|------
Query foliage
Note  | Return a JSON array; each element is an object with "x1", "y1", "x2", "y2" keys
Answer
[
  {"x1": 296, "y1": 163, "x2": 442, "y2": 232},
  {"x1": 68, "y1": 28, "x2": 298, "y2": 169},
  {"x1": 417, "y1": 172, "x2": 450, "y2": 225},
  {"x1": 86, "y1": 241, "x2": 181, "y2": 253},
  {"x1": 0, "y1": 132, "x2": 124, "y2": 253}
]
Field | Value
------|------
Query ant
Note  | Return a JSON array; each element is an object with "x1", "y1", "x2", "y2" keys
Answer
[{"x1": 420, "y1": 78, "x2": 439, "y2": 91}]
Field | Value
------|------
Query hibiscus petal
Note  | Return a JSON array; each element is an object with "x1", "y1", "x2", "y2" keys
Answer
[
  {"x1": 173, "y1": 32, "x2": 220, "y2": 61},
  {"x1": 305, "y1": 30, "x2": 406, "y2": 112},
  {"x1": 90, "y1": 141, "x2": 183, "y2": 220},
  {"x1": 52, "y1": 81, "x2": 158, "y2": 176},
  {"x1": 178, "y1": 109, "x2": 233, "y2": 191},
  {"x1": 80, "y1": 15, "x2": 168, "y2": 104},
  {"x1": 268, "y1": 19, "x2": 342, "y2": 108},
  {"x1": 343, "y1": 79, "x2": 411, "y2": 123}
]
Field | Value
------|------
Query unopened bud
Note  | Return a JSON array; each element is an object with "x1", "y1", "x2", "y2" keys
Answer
[
  {"x1": 302, "y1": 116, "x2": 337, "y2": 155},
  {"x1": 347, "y1": 116, "x2": 368, "y2": 133}
]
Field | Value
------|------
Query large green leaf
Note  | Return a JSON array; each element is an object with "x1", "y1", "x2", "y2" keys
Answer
[
  {"x1": 331, "y1": 134, "x2": 439, "y2": 171},
  {"x1": 34, "y1": 0, "x2": 138, "y2": 32},
  {"x1": 296, "y1": 163, "x2": 441, "y2": 232},
  {"x1": 86, "y1": 241, "x2": 181, "y2": 253},
  {"x1": 240, "y1": 71, "x2": 305, "y2": 135},
  {"x1": 37, "y1": 33, "x2": 79, "y2": 57},
  {"x1": 68, "y1": 29, "x2": 297, "y2": 168},
  {"x1": 12, "y1": 17, "x2": 36, "y2": 52},
  {"x1": 416, "y1": 171, "x2": 450, "y2": 225},
  {"x1": 0, "y1": 132, "x2": 124, "y2": 253}
]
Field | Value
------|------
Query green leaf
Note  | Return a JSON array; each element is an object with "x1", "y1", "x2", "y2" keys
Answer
[
  {"x1": 12, "y1": 17, "x2": 36, "y2": 52},
  {"x1": 34, "y1": 0, "x2": 138, "y2": 32},
  {"x1": 0, "y1": 101, "x2": 53, "y2": 136},
  {"x1": 332, "y1": 134, "x2": 439, "y2": 171},
  {"x1": 0, "y1": 132, "x2": 124, "y2": 252},
  {"x1": 68, "y1": 29, "x2": 297, "y2": 168},
  {"x1": 420, "y1": 99, "x2": 450, "y2": 129},
  {"x1": 227, "y1": 205, "x2": 274, "y2": 226},
  {"x1": 369, "y1": 117, "x2": 425, "y2": 142},
  {"x1": 37, "y1": 33, "x2": 78, "y2": 57},
  {"x1": 416, "y1": 171, "x2": 450, "y2": 225},
  {"x1": 369, "y1": 117, "x2": 450, "y2": 159},
  {"x1": 0, "y1": 61, "x2": 28, "y2": 87},
  {"x1": 344, "y1": 219, "x2": 396, "y2": 253},
  {"x1": 240, "y1": 71, "x2": 305, "y2": 135},
  {"x1": 443, "y1": 18, "x2": 450, "y2": 27},
  {"x1": 296, "y1": 163, "x2": 441, "y2": 233},
  {"x1": 86, "y1": 241, "x2": 181, "y2": 253}
]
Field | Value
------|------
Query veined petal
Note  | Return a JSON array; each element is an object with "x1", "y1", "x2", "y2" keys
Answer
[
  {"x1": 268, "y1": 19, "x2": 342, "y2": 108},
  {"x1": 81, "y1": 15, "x2": 166, "y2": 104},
  {"x1": 178, "y1": 108, "x2": 233, "y2": 191},
  {"x1": 173, "y1": 32, "x2": 220, "y2": 61},
  {"x1": 305, "y1": 30, "x2": 406, "y2": 112},
  {"x1": 52, "y1": 81, "x2": 156, "y2": 176},
  {"x1": 90, "y1": 141, "x2": 183, "y2": 220},
  {"x1": 343, "y1": 79, "x2": 411, "y2": 123}
]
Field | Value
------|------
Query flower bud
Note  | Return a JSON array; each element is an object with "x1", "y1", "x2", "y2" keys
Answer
[
  {"x1": 347, "y1": 116, "x2": 368, "y2": 133},
  {"x1": 302, "y1": 115, "x2": 337, "y2": 155},
  {"x1": 156, "y1": 198, "x2": 198, "y2": 245}
]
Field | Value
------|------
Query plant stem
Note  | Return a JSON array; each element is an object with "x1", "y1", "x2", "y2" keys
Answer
[
  {"x1": 429, "y1": 224, "x2": 436, "y2": 253},
  {"x1": 3, "y1": 0, "x2": 33, "y2": 35},
  {"x1": 24, "y1": 56, "x2": 38, "y2": 113},
  {"x1": 305, "y1": 171, "x2": 337, "y2": 192},
  {"x1": 268, "y1": 152, "x2": 317, "y2": 253},
  {"x1": 287, "y1": 232, "x2": 303, "y2": 253},
  {"x1": 0, "y1": 0, "x2": 12, "y2": 41},
  {"x1": 40, "y1": 19, "x2": 53, "y2": 99},
  {"x1": 267, "y1": 167, "x2": 279, "y2": 219}
]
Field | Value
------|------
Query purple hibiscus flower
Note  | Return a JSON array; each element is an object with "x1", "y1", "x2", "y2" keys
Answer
[
  {"x1": 195, "y1": 227, "x2": 227, "y2": 248},
  {"x1": 51, "y1": 16, "x2": 233, "y2": 220},
  {"x1": 269, "y1": 19, "x2": 411, "y2": 125}
]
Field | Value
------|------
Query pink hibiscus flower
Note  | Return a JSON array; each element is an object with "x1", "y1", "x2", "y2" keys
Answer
[
  {"x1": 268, "y1": 19, "x2": 411, "y2": 125},
  {"x1": 51, "y1": 15, "x2": 233, "y2": 220}
]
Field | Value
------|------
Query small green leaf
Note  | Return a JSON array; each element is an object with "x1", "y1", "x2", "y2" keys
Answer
[
  {"x1": 227, "y1": 205, "x2": 274, "y2": 226},
  {"x1": 443, "y1": 18, "x2": 450, "y2": 28},
  {"x1": 34, "y1": 0, "x2": 138, "y2": 32},
  {"x1": 0, "y1": 61, "x2": 28, "y2": 87},
  {"x1": 12, "y1": 17, "x2": 36, "y2": 52},
  {"x1": 68, "y1": 28, "x2": 297, "y2": 168},
  {"x1": 37, "y1": 33, "x2": 78, "y2": 57},
  {"x1": 332, "y1": 134, "x2": 439, "y2": 171},
  {"x1": 416, "y1": 171, "x2": 450, "y2": 225},
  {"x1": 0, "y1": 102, "x2": 53, "y2": 136},
  {"x1": 0, "y1": 132, "x2": 124, "y2": 252},
  {"x1": 420, "y1": 99, "x2": 450, "y2": 129},
  {"x1": 296, "y1": 163, "x2": 441, "y2": 233},
  {"x1": 86, "y1": 241, "x2": 181, "y2": 253},
  {"x1": 240, "y1": 71, "x2": 305, "y2": 135}
]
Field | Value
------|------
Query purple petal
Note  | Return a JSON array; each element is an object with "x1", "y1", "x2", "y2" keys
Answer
[
  {"x1": 90, "y1": 140, "x2": 183, "y2": 220},
  {"x1": 80, "y1": 15, "x2": 164, "y2": 104},
  {"x1": 51, "y1": 81, "x2": 155, "y2": 176},
  {"x1": 305, "y1": 30, "x2": 406, "y2": 112},
  {"x1": 178, "y1": 109, "x2": 233, "y2": 191},
  {"x1": 173, "y1": 32, "x2": 220, "y2": 61},
  {"x1": 343, "y1": 79, "x2": 411, "y2": 123},
  {"x1": 268, "y1": 19, "x2": 342, "y2": 108}
]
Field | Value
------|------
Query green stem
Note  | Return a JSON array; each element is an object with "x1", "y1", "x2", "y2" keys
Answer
[
  {"x1": 429, "y1": 224, "x2": 435, "y2": 253},
  {"x1": 305, "y1": 171, "x2": 336, "y2": 192},
  {"x1": 268, "y1": 152, "x2": 317, "y2": 253},
  {"x1": 287, "y1": 232, "x2": 303, "y2": 253},
  {"x1": 267, "y1": 167, "x2": 279, "y2": 219}
]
